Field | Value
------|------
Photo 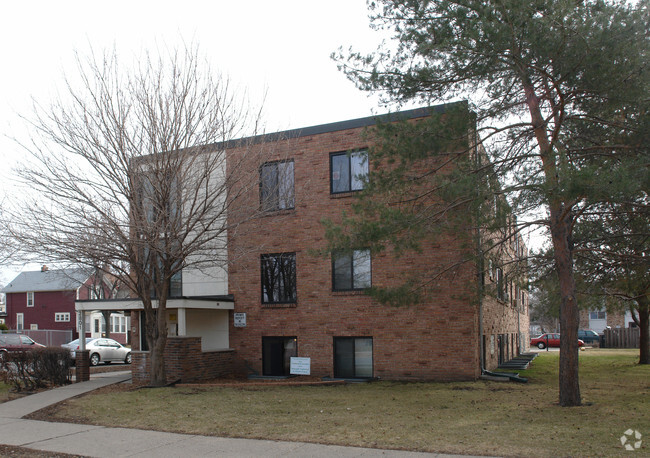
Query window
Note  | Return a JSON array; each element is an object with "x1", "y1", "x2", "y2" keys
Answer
[
  {"x1": 89, "y1": 286, "x2": 104, "y2": 300},
  {"x1": 262, "y1": 336, "x2": 297, "y2": 376},
  {"x1": 496, "y1": 268, "x2": 505, "y2": 301},
  {"x1": 55, "y1": 313, "x2": 70, "y2": 322},
  {"x1": 30, "y1": 324, "x2": 38, "y2": 330},
  {"x1": 169, "y1": 271, "x2": 182, "y2": 298},
  {"x1": 260, "y1": 161, "x2": 294, "y2": 211},
  {"x1": 111, "y1": 315, "x2": 129, "y2": 333},
  {"x1": 16, "y1": 313, "x2": 23, "y2": 331},
  {"x1": 261, "y1": 253, "x2": 297, "y2": 303},
  {"x1": 26, "y1": 292, "x2": 34, "y2": 307},
  {"x1": 590, "y1": 310, "x2": 606, "y2": 320},
  {"x1": 331, "y1": 150, "x2": 368, "y2": 193},
  {"x1": 334, "y1": 337, "x2": 373, "y2": 378},
  {"x1": 332, "y1": 250, "x2": 371, "y2": 291}
]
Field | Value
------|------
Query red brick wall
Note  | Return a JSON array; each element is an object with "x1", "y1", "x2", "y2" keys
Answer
[
  {"x1": 132, "y1": 337, "x2": 234, "y2": 384},
  {"x1": 226, "y1": 124, "x2": 483, "y2": 381},
  {"x1": 481, "y1": 295, "x2": 529, "y2": 370}
]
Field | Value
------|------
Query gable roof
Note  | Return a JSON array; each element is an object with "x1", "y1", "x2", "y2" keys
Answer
[{"x1": 1, "y1": 269, "x2": 91, "y2": 294}]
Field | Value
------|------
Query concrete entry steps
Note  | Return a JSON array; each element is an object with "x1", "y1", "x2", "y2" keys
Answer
[{"x1": 497, "y1": 352, "x2": 538, "y2": 370}]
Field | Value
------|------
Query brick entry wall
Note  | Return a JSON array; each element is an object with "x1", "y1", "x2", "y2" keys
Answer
[{"x1": 132, "y1": 337, "x2": 234, "y2": 384}]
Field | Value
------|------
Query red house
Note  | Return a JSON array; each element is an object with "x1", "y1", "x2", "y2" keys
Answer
[{"x1": 2, "y1": 266, "x2": 94, "y2": 345}]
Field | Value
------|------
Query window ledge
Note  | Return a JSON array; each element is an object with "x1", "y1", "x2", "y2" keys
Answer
[
  {"x1": 261, "y1": 209, "x2": 296, "y2": 217},
  {"x1": 262, "y1": 303, "x2": 297, "y2": 309},
  {"x1": 331, "y1": 290, "x2": 368, "y2": 296},
  {"x1": 330, "y1": 192, "x2": 360, "y2": 199}
]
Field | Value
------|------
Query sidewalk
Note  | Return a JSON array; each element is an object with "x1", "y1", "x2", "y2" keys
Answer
[{"x1": 0, "y1": 372, "x2": 468, "y2": 458}]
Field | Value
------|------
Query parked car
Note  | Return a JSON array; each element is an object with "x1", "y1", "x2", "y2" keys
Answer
[
  {"x1": 61, "y1": 338, "x2": 94, "y2": 364},
  {"x1": 530, "y1": 333, "x2": 585, "y2": 349},
  {"x1": 578, "y1": 329, "x2": 600, "y2": 345},
  {"x1": 0, "y1": 334, "x2": 46, "y2": 362},
  {"x1": 62, "y1": 338, "x2": 131, "y2": 366}
]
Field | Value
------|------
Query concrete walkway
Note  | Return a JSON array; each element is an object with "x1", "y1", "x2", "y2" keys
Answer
[{"x1": 0, "y1": 372, "x2": 472, "y2": 458}]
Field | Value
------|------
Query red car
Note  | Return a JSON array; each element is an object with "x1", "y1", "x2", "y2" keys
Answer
[
  {"x1": 0, "y1": 334, "x2": 46, "y2": 362},
  {"x1": 530, "y1": 333, "x2": 584, "y2": 349}
]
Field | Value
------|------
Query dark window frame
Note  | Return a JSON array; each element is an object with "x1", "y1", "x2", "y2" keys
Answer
[
  {"x1": 260, "y1": 160, "x2": 295, "y2": 212},
  {"x1": 261, "y1": 252, "x2": 297, "y2": 304},
  {"x1": 332, "y1": 249, "x2": 372, "y2": 291},
  {"x1": 333, "y1": 336, "x2": 373, "y2": 379},
  {"x1": 330, "y1": 149, "x2": 368, "y2": 194}
]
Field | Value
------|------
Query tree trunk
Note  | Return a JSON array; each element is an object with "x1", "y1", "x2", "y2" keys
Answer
[
  {"x1": 550, "y1": 211, "x2": 581, "y2": 406},
  {"x1": 101, "y1": 310, "x2": 111, "y2": 339},
  {"x1": 149, "y1": 298, "x2": 168, "y2": 387},
  {"x1": 521, "y1": 76, "x2": 581, "y2": 406},
  {"x1": 150, "y1": 335, "x2": 168, "y2": 386},
  {"x1": 638, "y1": 297, "x2": 649, "y2": 365}
]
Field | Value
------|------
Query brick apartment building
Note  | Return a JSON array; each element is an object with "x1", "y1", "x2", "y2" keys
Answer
[
  {"x1": 225, "y1": 103, "x2": 529, "y2": 381},
  {"x1": 112, "y1": 103, "x2": 528, "y2": 383}
]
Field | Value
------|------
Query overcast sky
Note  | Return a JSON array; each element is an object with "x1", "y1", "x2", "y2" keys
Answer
[{"x1": 0, "y1": 0, "x2": 405, "y2": 284}]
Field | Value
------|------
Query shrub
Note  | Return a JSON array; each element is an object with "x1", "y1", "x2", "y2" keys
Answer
[{"x1": 4, "y1": 347, "x2": 72, "y2": 392}]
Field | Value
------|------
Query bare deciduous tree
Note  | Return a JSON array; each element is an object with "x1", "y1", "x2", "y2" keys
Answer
[
  {"x1": 0, "y1": 200, "x2": 17, "y2": 266},
  {"x1": 9, "y1": 45, "x2": 272, "y2": 386}
]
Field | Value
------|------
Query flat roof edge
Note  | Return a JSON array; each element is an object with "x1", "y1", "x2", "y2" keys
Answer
[{"x1": 220, "y1": 101, "x2": 467, "y2": 149}]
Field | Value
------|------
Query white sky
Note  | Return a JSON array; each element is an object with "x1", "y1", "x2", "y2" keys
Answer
[{"x1": 0, "y1": 0, "x2": 400, "y2": 285}]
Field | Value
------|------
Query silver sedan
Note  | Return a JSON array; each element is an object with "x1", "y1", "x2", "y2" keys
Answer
[{"x1": 64, "y1": 338, "x2": 131, "y2": 366}]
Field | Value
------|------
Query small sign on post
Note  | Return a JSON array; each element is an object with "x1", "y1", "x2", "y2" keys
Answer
[
  {"x1": 233, "y1": 313, "x2": 246, "y2": 328},
  {"x1": 290, "y1": 357, "x2": 311, "y2": 375}
]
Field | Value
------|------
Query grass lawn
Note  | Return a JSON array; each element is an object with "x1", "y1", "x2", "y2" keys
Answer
[
  {"x1": 0, "y1": 382, "x2": 11, "y2": 401},
  {"x1": 33, "y1": 349, "x2": 648, "y2": 457}
]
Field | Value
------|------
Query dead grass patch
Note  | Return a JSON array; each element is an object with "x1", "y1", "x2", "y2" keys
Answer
[{"x1": 27, "y1": 349, "x2": 649, "y2": 457}]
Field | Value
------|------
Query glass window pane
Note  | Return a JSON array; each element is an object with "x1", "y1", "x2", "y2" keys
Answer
[
  {"x1": 350, "y1": 151, "x2": 368, "y2": 191},
  {"x1": 279, "y1": 254, "x2": 296, "y2": 302},
  {"x1": 334, "y1": 338, "x2": 355, "y2": 378},
  {"x1": 331, "y1": 154, "x2": 350, "y2": 193},
  {"x1": 333, "y1": 253, "x2": 352, "y2": 290},
  {"x1": 278, "y1": 162, "x2": 295, "y2": 209},
  {"x1": 170, "y1": 271, "x2": 182, "y2": 297},
  {"x1": 262, "y1": 253, "x2": 296, "y2": 303},
  {"x1": 261, "y1": 256, "x2": 276, "y2": 302},
  {"x1": 260, "y1": 164, "x2": 279, "y2": 211},
  {"x1": 355, "y1": 338, "x2": 373, "y2": 377},
  {"x1": 353, "y1": 250, "x2": 371, "y2": 288}
]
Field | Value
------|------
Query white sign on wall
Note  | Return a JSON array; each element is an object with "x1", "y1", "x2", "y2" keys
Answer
[
  {"x1": 233, "y1": 313, "x2": 246, "y2": 327},
  {"x1": 290, "y1": 357, "x2": 311, "y2": 375}
]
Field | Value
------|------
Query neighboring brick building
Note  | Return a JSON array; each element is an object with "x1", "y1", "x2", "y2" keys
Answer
[{"x1": 225, "y1": 103, "x2": 529, "y2": 381}]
